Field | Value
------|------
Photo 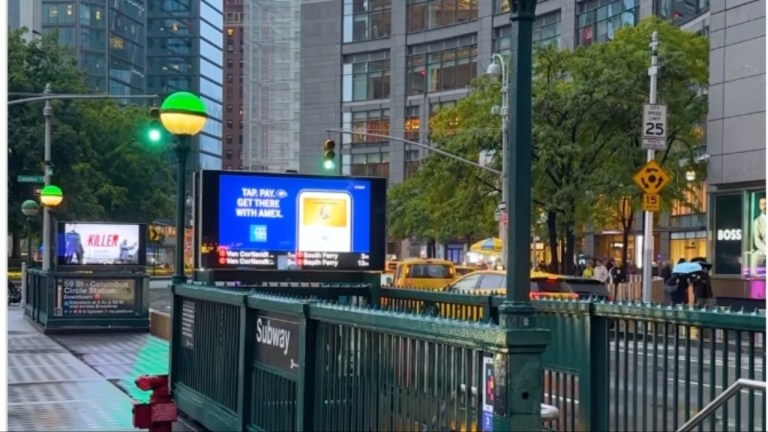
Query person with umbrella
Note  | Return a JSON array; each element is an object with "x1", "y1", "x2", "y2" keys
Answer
[
  {"x1": 690, "y1": 257, "x2": 716, "y2": 308},
  {"x1": 665, "y1": 259, "x2": 698, "y2": 305}
]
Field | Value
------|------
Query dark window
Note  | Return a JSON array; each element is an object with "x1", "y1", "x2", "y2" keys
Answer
[
  {"x1": 577, "y1": 0, "x2": 638, "y2": 46},
  {"x1": 407, "y1": 0, "x2": 478, "y2": 33},
  {"x1": 407, "y1": 35, "x2": 477, "y2": 95},
  {"x1": 343, "y1": 0, "x2": 392, "y2": 43},
  {"x1": 658, "y1": 0, "x2": 709, "y2": 24},
  {"x1": 449, "y1": 274, "x2": 482, "y2": 291},
  {"x1": 479, "y1": 274, "x2": 505, "y2": 290},
  {"x1": 407, "y1": 264, "x2": 453, "y2": 278},
  {"x1": 342, "y1": 51, "x2": 391, "y2": 101}
]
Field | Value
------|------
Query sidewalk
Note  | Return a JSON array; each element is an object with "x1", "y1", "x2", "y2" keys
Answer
[{"x1": 8, "y1": 307, "x2": 202, "y2": 431}]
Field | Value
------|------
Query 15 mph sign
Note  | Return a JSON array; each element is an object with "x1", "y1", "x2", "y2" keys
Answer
[{"x1": 642, "y1": 104, "x2": 667, "y2": 150}]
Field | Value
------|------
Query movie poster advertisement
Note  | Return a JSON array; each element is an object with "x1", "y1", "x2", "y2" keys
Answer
[
  {"x1": 59, "y1": 223, "x2": 141, "y2": 265},
  {"x1": 746, "y1": 190, "x2": 767, "y2": 278}
]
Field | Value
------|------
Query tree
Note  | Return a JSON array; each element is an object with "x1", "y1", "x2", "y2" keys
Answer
[
  {"x1": 587, "y1": 17, "x2": 709, "y2": 269},
  {"x1": 387, "y1": 77, "x2": 501, "y2": 251},
  {"x1": 8, "y1": 29, "x2": 175, "y2": 257}
]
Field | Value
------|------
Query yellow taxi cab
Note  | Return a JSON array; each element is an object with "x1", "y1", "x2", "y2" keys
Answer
[
  {"x1": 444, "y1": 270, "x2": 613, "y2": 301},
  {"x1": 454, "y1": 264, "x2": 477, "y2": 277},
  {"x1": 392, "y1": 258, "x2": 456, "y2": 290}
]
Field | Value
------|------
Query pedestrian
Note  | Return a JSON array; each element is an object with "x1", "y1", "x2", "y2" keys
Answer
[
  {"x1": 594, "y1": 260, "x2": 609, "y2": 284},
  {"x1": 610, "y1": 260, "x2": 626, "y2": 285},
  {"x1": 691, "y1": 265, "x2": 716, "y2": 308},
  {"x1": 582, "y1": 261, "x2": 594, "y2": 278},
  {"x1": 660, "y1": 261, "x2": 672, "y2": 283},
  {"x1": 664, "y1": 272, "x2": 690, "y2": 305}
]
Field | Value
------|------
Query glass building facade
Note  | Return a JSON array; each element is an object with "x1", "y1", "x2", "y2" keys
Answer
[
  {"x1": 42, "y1": 0, "x2": 146, "y2": 95},
  {"x1": 147, "y1": 0, "x2": 224, "y2": 170}
]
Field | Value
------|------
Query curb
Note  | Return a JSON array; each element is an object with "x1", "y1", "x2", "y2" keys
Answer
[{"x1": 149, "y1": 308, "x2": 171, "y2": 341}]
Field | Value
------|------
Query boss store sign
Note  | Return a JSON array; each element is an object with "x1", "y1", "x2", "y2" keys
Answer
[{"x1": 713, "y1": 194, "x2": 743, "y2": 275}]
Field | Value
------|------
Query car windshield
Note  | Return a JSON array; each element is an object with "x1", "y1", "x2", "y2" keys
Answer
[{"x1": 408, "y1": 264, "x2": 453, "y2": 279}]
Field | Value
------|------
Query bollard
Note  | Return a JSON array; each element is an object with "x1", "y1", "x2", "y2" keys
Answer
[{"x1": 132, "y1": 375, "x2": 177, "y2": 432}]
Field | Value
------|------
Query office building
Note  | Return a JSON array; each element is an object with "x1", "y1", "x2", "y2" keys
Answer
[
  {"x1": 41, "y1": 0, "x2": 147, "y2": 95},
  {"x1": 243, "y1": 0, "x2": 302, "y2": 172},
  {"x1": 297, "y1": 0, "x2": 766, "y2": 296},
  {"x1": 146, "y1": 0, "x2": 225, "y2": 170},
  {"x1": 706, "y1": 0, "x2": 765, "y2": 303},
  {"x1": 223, "y1": 0, "x2": 245, "y2": 170},
  {"x1": 9, "y1": 0, "x2": 42, "y2": 40}
]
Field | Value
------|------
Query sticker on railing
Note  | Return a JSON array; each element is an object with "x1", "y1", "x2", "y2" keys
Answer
[
  {"x1": 482, "y1": 355, "x2": 494, "y2": 431},
  {"x1": 180, "y1": 300, "x2": 195, "y2": 350}
]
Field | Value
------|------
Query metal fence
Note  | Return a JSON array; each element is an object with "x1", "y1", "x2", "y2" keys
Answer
[
  {"x1": 170, "y1": 283, "x2": 550, "y2": 432},
  {"x1": 170, "y1": 282, "x2": 765, "y2": 432}
]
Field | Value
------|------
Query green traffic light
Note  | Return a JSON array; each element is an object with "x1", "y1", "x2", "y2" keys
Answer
[
  {"x1": 148, "y1": 128, "x2": 162, "y2": 142},
  {"x1": 323, "y1": 159, "x2": 336, "y2": 170}
]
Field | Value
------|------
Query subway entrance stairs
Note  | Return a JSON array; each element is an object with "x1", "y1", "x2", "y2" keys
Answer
[{"x1": 8, "y1": 308, "x2": 202, "y2": 431}]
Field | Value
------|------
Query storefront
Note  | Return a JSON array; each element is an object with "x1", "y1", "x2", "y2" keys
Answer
[{"x1": 710, "y1": 188, "x2": 766, "y2": 306}]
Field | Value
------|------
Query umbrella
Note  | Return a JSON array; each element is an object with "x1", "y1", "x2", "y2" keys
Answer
[
  {"x1": 690, "y1": 257, "x2": 712, "y2": 269},
  {"x1": 469, "y1": 238, "x2": 502, "y2": 253},
  {"x1": 672, "y1": 261, "x2": 703, "y2": 274}
]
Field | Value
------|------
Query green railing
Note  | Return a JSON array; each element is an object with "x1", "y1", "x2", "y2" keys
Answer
[
  {"x1": 169, "y1": 283, "x2": 551, "y2": 432},
  {"x1": 170, "y1": 283, "x2": 765, "y2": 431}
]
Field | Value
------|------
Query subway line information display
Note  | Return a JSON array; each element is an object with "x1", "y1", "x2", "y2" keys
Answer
[{"x1": 196, "y1": 171, "x2": 387, "y2": 271}]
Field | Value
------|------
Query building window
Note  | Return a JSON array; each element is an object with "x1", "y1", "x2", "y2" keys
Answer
[
  {"x1": 670, "y1": 231, "x2": 708, "y2": 262},
  {"x1": 227, "y1": 120, "x2": 233, "y2": 129},
  {"x1": 226, "y1": 150, "x2": 233, "y2": 159},
  {"x1": 343, "y1": 0, "x2": 392, "y2": 43},
  {"x1": 227, "y1": 59, "x2": 233, "y2": 68},
  {"x1": 239, "y1": 135, "x2": 243, "y2": 144},
  {"x1": 407, "y1": 35, "x2": 477, "y2": 95},
  {"x1": 347, "y1": 152, "x2": 390, "y2": 177},
  {"x1": 404, "y1": 105, "x2": 421, "y2": 142},
  {"x1": 407, "y1": 0, "x2": 478, "y2": 33},
  {"x1": 342, "y1": 109, "x2": 390, "y2": 144},
  {"x1": 672, "y1": 183, "x2": 707, "y2": 216},
  {"x1": 577, "y1": 0, "x2": 638, "y2": 46},
  {"x1": 533, "y1": 11, "x2": 561, "y2": 47},
  {"x1": 226, "y1": 105, "x2": 233, "y2": 113},
  {"x1": 226, "y1": 135, "x2": 233, "y2": 144},
  {"x1": 658, "y1": 0, "x2": 709, "y2": 24},
  {"x1": 342, "y1": 51, "x2": 391, "y2": 102}
]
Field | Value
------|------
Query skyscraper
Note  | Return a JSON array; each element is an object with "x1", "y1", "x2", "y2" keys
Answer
[
  {"x1": 146, "y1": 0, "x2": 225, "y2": 170},
  {"x1": 9, "y1": 0, "x2": 42, "y2": 40},
  {"x1": 41, "y1": 0, "x2": 147, "y2": 95},
  {"x1": 223, "y1": 0, "x2": 244, "y2": 170},
  {"x1": 243, "y1": 0, "x2": 302, "y2": 172}
]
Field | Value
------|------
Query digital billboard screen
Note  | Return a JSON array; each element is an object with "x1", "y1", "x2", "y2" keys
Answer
[
  {"x1": 56, "y1": 222, "x2": 147, "y2": 266},
  {"x1": 197, "y1": 170, "x2": 387, "y2": 271}
]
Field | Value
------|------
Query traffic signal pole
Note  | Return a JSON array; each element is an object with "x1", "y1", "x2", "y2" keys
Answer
[{"x1": 324, "y1": 128, "x2": 501, "y2": 176}]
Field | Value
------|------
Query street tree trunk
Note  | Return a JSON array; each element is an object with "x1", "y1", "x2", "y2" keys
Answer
[
  {"x1": 11, "y1": 231, "x2": 21, "y2": 259},
  {"x1": 564, "y1": 228, "x2": 576, "y2": 275},
  {"x1": 621, "y1": 211, "x2": 634, "y2": 273},
  {"x1": 546, "y1": 211, "x2": 559, "y2": 272}
]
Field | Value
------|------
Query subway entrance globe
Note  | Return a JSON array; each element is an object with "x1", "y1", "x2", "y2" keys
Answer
[
  {"x1": 159, "y1": 92, "x2": 208, "y2": 136},
  {"x1": 40, "y1": 185, "x2": 64, "y2": 207}
]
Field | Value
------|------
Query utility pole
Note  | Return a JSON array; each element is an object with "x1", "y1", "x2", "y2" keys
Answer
[
  {"x1": 642, "y1": 32, "x2": 660, "y2": 303},
  {"x1": 41, "y1": 84, "x2": 53, "y2": 271}
]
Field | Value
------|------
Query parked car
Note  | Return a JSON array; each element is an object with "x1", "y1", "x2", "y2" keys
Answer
[{"x1": 445, "y1": 270, "x2": 613, "y2": 301}]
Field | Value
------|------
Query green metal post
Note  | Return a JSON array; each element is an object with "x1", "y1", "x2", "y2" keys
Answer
[
  {"x1": 173, "y1": 137, "x2": 190, "y2": 286},
  {"x1": 494, "y1": 0, "x2": 550, "y2": 430}
]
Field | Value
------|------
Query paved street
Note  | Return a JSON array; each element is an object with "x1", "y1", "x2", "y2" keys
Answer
[{"x1": 149, "y1": 279, "x2": 173, "y2": 313}]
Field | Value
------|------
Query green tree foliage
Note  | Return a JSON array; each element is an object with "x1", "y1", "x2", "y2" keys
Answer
[
  {"x1": 387, "y1": 77, "x2": 501, "y2": 246},
  {"x1": 8, "y1": 29, "x2": 174, "y2": 256},
  {"x1": 387, "y1": 17, "x2": 708, "y2": 271}
]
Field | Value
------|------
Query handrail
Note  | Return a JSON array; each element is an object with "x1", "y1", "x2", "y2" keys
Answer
[{"x1": 676, "y1": 378, "x2": 766, "y2": 432}]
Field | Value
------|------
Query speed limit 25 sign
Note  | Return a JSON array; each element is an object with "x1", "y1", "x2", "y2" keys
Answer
[{"x1": 642, "y1": 104, "x2": 667, "y2": 151}]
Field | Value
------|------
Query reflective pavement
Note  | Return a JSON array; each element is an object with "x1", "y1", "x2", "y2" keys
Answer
[{"x1": 8, "y1": 308, "x2": 202, "y2": 431}]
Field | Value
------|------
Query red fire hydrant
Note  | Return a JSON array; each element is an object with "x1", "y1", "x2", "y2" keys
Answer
[{"x1": 132, "y1": 374, "x2": 178, "y2": 432}]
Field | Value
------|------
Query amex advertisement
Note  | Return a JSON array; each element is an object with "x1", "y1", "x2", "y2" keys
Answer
[
  {"x1": 56, "y1": 222, "x2": 147, "y2": 266},
  {"x1": 197, "y1": 171, "x2": 387, "y2": 271}
]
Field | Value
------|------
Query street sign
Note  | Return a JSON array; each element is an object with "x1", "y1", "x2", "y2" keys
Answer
[
  {"x1": 33, "y1": 186, "x2": 42, "y2": 196},
  {"x1": 633, "y1": 160, "x2": 671, "y2": 194},
  {"x1": 642, "y1": 104, "x2": 667, "y2": 150},
  {"x1": 149, "y1": 228, "x2": 163, "y2": 242},
  {"x1": 642, "y1": 193, "x2": 661, "y2": 212},
  {"x1": 17, "y1": 174, "x2": 44, "y2": 183}
]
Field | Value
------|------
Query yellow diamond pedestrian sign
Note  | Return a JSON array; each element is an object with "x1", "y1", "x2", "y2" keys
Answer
[{"x1": 633, "y1": 160, "x2": 671, "y2": 194}]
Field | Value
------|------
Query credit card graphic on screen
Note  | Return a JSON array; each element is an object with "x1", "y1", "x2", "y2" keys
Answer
[{"x1": 297, "y1": 191, "x2": 352, "y2": 252}]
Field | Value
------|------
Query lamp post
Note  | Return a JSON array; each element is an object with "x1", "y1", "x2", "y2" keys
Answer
[
  {"x1": 39, "y1": 185, "x2": 64, "y2": 269},
  {"x1": 159, "y1": 92, "x2": 208, "y2": 285},
  {"x1": 486, "y1": 53, "x2": 510, "y2": 267},
  {"x1": 21, "y1": 200, "x2": 40, "y2": 267},
  {"x1": 496, "y1": 0, "x2": 553, "y2": 430}
]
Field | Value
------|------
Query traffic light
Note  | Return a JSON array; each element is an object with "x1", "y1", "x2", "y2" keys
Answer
[
  {"x1": 323, "y1": 139, "x2": 336, "y2": 170},
  {"x1": 147, "y1": 106, "x2": 163, "y2": 144}
]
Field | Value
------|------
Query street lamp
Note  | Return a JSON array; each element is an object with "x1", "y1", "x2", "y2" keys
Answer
[
  {"x1": 159, "y1": 91, "x2": 208, "y2": 285},
  {"x1": 21, "y1": 200, "x2": 39, "y2": 267},
  {"x1": 685, "y1": 170, "x2": 696, "y2": 182},
  {"x1": 486, "y1": 53, "x2": 510, "y2": 266},
  {"x1": 39, "y1": 185, "x2": 63, "y2": 270}
]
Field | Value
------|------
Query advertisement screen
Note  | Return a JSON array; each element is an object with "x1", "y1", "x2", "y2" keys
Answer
[
  {"x1": 197, "y1": 170, "x2": 387, "y2": 271},
  {"x1": 56, "y1": 222, "x2": 147, "y2": 266},
  {"x1": 712, "y1": 194, "x2": 743, "y2": 275},
  {"x1": 746, "y1": 190, "x2": 767, "y2": 278}
]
